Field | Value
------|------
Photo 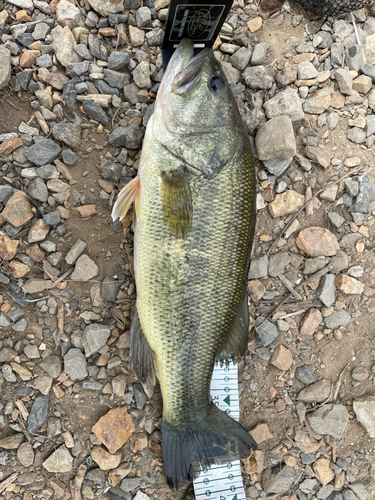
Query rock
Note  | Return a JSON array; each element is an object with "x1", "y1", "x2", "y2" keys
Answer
[
  {"x1": 0, "y1": 347, "x2": 17, "y2": 362},
  {"x1": 28, "y1": 178, "x2": 49, "y2": 202},
  {"x1": 255, "y1": 318, "x2": 278, "y2": 346},
  {"x1": 296, "y1": 365, "x2": 316, "y2": 385},
  {"x1": 334, "y1": 68, "x2": 352, "y2": 95},
  {"x1": 305, "y1": 146, "x2": 330, "y2": 168},
  {"x1": 275, "y1": 66, "x2": 298, "y2": 86},
  {"x1": 352, "y1": 175, "x2": 373, "y2": 213},
  {"x1": 335, "y1": 274, "x2": 364, "y2": 294},
  {"x1": 0, "y1": 46, "x2": 11, "y2": 90},
  {"x1": 316, "y1": 275, "x2": 335, "y2": 307},
  {"x1": 92, "y1": 407, "x2": 135, "y2": 454},
  {"x1": 108, "y1": 51, "x2": 130, "y2": 71},
  {"x1": 51, "y1": 25, "x2": 81, "y2": 67},
  {"x1": 2, "y1": 192, "x2": 33, "y2": 227},
  {"x1": 324, "y1": 310, "x2": 351, "y2": 329},
  {"x1": 268, "y1": 252, "x2": 291, "y2": 277},
  {"x1": 129, "y1": 25, "x2": 145, "y2": 46},
  {"x1": 82, "y1": 324, "x2": 111, "y2": 357},
  {"x1": 88, "y1": 0, "x2": 124, "y2": 16},
  {"x1": 263, "y1": 464, "x2": 297, "y2": 494},
  {"x1": 53, "y1": 123, "x2": 81, "y2": 148},
  {"x1": 26, "y1": 138, "x2": 61, "y2": 166},
  {"x1": 108, "y1": 125, "x2": 143, "y2": 149},
  {"x1": 307, "y1": 404, "x2": 349, "y2": 438},
  {"x1": 345, "y1": 45, "x2": 365, "y2": 71},
  {"x1": 61, "y1": 149, "x2": 78, "y2": 165},
  {"x1": 303, "y1": 86, "x2": 332, "y2": 114},
  {"x1": 296, "y1": 227, "x2": 339, "y2": 257},
  {"x1": 40, "y1": 355, "x2": 61, "y2": 378},
  {"x1": 230, "y1": 47, "x2": 252, "y2": 71},
  {"x1": 352, "y1": 74, "x2": 372, "y2": 94},
  {"x1": 269, "y1": 190, "x2": 304, "y2": 217},
  {"x1": 0, "y1": 231, "x2": 19, "y2": 261},
  {"x1": 91, "y1": 446, "x2": 122, "y2": 470},
  {"x1": 27, "y1": 393, "x2": 49, "y2": 433},
  {"x1": 0, "y1": 185, "x2": 14, "y2": 202},
  {"x1": 353, "y1": 396, "x2": 375, "y2": 437},
  {"x1": 129, "y1": 432, "x2": 148, "y2": 452},
  {"x1": 313, "y1": 457, "x2": 334, "y2": 485},
  {"x1": 0, "y1": 434, "x2": 24, "y2": 449},
  {"x1": 28, "y1": 219, "x2": 50, "y2": 243},
  {"x1": 247, "y1": 17, "x2": 262, "y2": 32},
  {"x1": 120, "y1": 477, "x2": 141, "y2": 492},
  {"x1": 256, "y1": 116, "x2": 296, "y2": 161},
  {"x1": 132, "y1": 61, "x2": 151, "y2": 89},
  {"x1": 299, "y1": 308, "x2": 322, "y2": 335},
  {"x1": 56, "y1": 0, "x2": 83, "y2": 30},
  {"x1": 82, "y1": 100, "x2": 109, "y2": 125},
  {"x1": 133, "y1": 492, "x2": 151, "y2": 500},
  {"x1": 65, "y1": 239, "x2": 86, "y2": 264},
  {"x1": 328, "y1": 212, "x2": 345, "y2": 229},
  {"x1": 352, "y1": 366, "x2": 369, "y2": 381},
  {"x1": 249, "y1": 423, "x2": 273, "y2": 444},
  {"x1": 348, "y1": 483, "x2": 369, "y2": 500},
  {"x1": 112, "y1": 374, "x2": 127, "y2": 396},
  {"x1": 251, "y1": 42, "x2": 269, "y2": 66},
  {"x1": 17, "y1": 442, "x2": 34, "y2": 467},
  {"x1": 271, "y1": 345, "x2": 292, "y2": 371},
  {"x1": 348, "y1": 127, "x2": 366, "y2": 144},
  {"x1": 43, "y1": 446, "x2": 73, "y2": 473},
  {"x1": 243, "y1": 65, "x2": 274, "y2": 90},
  {"x1": 263, "y1": 87, "x2": 304, "y2": 122},
  {"x1": 0, "y1": 137, "x2": 23, "y2": 158},
  {"x1": 71, "y1": 254, "x2": 99, "y2": 281},
  {"x1": 64, "y1": 348, "x2": 87, "y2": 380},
  {"x1": 298, "y1": 61, "x2": 318, "y2": 79},
  {"x1": 297, "y1": 379, "x2": 331, "y2": 403}
]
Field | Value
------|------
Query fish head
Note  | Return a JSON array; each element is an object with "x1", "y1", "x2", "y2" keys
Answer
[{"x1": 153, "y1": 39, "x2": 244, "y2": 178}]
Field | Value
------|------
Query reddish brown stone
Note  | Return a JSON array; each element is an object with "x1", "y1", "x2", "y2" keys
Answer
[
  {"x1": 92, "y1": 407, "x2": 135, "y2": 454},
  {"x1": 330, "y1": 90, "x2": 345, "y2": 109},
  {"x1": 271, "y1": 345, "x2": 293, "y2": 371},
  {"x1": 335, "y1": 274, "x2": 364, "y2": 294},
  {"x1": 296, "y1": 227, "x2": 339, "y2": 257},
  {"x1": 299, "y1": 308, "x2": 322, "y2": 335},
  {"x1": 99, "y1": 27, "x2": 117, "y2": 36},
  {"x1": 76, "y1": 204, "x2": 97, "y2": 217},
  {"x1": 25, "y1": 243, "x2": 45, "y2": 262},
  {"x1": 2, "y1": 191, "x2": 33, "y2": 227},
  {"x1": 0, "y1": 137, "x2": 23, "y2": 158},
  {"x1": 9, "y1": 260, "x2": 31, "y2": 278},
  {"x1": 0, "y1": 231, "x2": 19, "y2": 261},
  {"x1": 20, "y1": 50, "x2": 41, "y2": 68}
]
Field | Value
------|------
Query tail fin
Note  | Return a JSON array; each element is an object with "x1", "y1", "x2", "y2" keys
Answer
[{"x1": 161, "y1": 402, "x2": 257, "y2": 490}]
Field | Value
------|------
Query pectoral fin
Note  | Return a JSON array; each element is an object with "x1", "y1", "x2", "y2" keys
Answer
[
  {"x1": 216, "y1": 288, "x2": 249, "y2": 363},
  {"x1": 111, "y1": 176, "x2": 140, "y2": 221},
  {"x1": 130, "y1": 307, "x2": 157, "y2": 385},
  {"x1": 161, "y1": 166, "x2": 192, "y2": 238}
]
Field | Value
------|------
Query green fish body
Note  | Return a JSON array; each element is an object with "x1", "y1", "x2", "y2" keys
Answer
[{"x1": 112, "y1": 38, "x2": 257, "y2": 490}]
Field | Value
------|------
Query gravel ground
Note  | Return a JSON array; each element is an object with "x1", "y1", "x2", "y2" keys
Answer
[{"x1": 0, "y1": 0, "x2": 375, "y2": 499}]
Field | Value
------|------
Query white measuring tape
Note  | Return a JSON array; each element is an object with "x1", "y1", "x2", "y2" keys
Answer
[{"x1": 193, "y1": 359, "x2": 246, "y2": 500}]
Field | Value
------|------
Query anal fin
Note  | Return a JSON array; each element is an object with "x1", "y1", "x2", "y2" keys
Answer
[
  {"x1": 112, "y1": 176, "x2": 140, "y2": 221},
  {"x1": 216, "y1": 288, "x2": 249, "y2": 364},
  {"x1": 130, "y1": 307, "x2": 157, "y2": 385}
]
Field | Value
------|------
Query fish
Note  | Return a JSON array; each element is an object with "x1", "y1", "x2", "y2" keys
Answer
[{"x1": 112, "y1": 38, "x2": 257, "y2": 490}]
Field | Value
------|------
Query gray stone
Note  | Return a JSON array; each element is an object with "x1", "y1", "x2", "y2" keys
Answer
[
  {"x1": 317, "y1": 485, "x2": 334, "y2": 500},
  {"x1": 94, "y1": 80, "x2": 120, "y2": 96},
  {"x1": 263, "y1": 87, "x2": 304, "y2": 122},
  {"x1": 361, "y1": 63, "x2": 375, "y2": 82},
  {"x1": 120, "y1": 477, "x2": 141, "y2": 493},
  {"x1": 82, "y1": 100, "x2": 109, "y2": 125},
  {"x1": 65, "y1": 239, "x2": 87, "y2": 264},
  {"x1": 136, "y1": 7, "x2": 151, "y2": 27},
  {"x1": 348, "y1": 483, "x2": 369, "y2": 500},
  {"x1": 297, "y1": 378, "x2": 331, "y2": 403},
  {"x1": 366, "y1": 115, "x2": 375, "y2": 137},
  {"x1": 295, "y1": 365, "x2": 315, "y2": 385},
  {"x1": 43, "y1": 210, "x2": 60, "y2": 227},
  {"x1": 324, "y1": 310, "x2": 351, "y2": 329},
  {"x1": 66, "y1": 61, "x2": 90, "y2": 77},
  {"x1": 348, "y1": 127, "x2": 366, "y2": 144},
  {"x1": 307, "y1": 403, "x2": 349, "y2": 438},
  {"x1": 64, "y1": 348, "x2": 87, "y2": 380},
  {"x1": 82, "y1": 324, "x2": 111, "y2": 357},
  {"x1": 248, "y1": 254, "x2": 268, "y2": 279},
  {"x1": 242, "y1": 65, "x2": 274, "y2": 90},
  {"x1": 230, "y1": 47, "x2": 252, "y2": 71},
  {"x1": 263, "y1": 464, "x2": 297, "y2": 494},
  {"x1": 268, "y1": 252, "x2": 291, "y2": 277},
  {"x1": 61, "y1": 149, "x2": 78, "y2": 165},
  {"x1": 25, "y1": 138, "x2": 61, "y2": 166},
  {"x1": 36, "y1": 54, "x2": 53, "y2": 68},
  {"x1": 251, "y1": 42, "x2": 269, "y2": 66},
  {"x1": 82, "y1": 380, "x2": 102, "y2": 390},
  {"x1": 345, "y1": 45, "x2": 365, "y2": 72},
  {"x1": 27, "y1": 394, "x2": 49, "y2": 433},
  {"x1": 108, "y1": 51, "x2": 130, "y2": 70},
  {"x1": 73, "y1": 43, "x2": 92, "y2": 60},
  {"x1": 27, "y1": 177, "x2": 48, "y2": 202},
  {"x1": 71, "y1": 254, "x2": 99, "y2": 281},
  {"x1": 0, "y1": 46, "x2": 11, "y2": 90},
  {"x1": 33, "y1": 22, "x2": 50, "y2": 40},
  {"x1": 100, "y1": 276, "x2": 120, "y2": 301},
  {"x1": 53, "y1": 123, "x2": 81, "y2": 148},
  {"x1": 303, "y1": 87, "x2": 332, "y2": 114},
  {"x1": 348, "y1": 266, "x2": 363, "y2": 278},
  {"x1": 145, "y1": 28, "x2": 163, "y2": 46},
  {"x1": 40, "y1": 355, "x2": 61, "y2": 378},
  {"x1": 104, "y1": 69, "x2": 130, "y2": 88},
  {"x1": 262, "y1": 157, "x2": 293, "y2": 176},
  {"x1": 351, "y1": 175, "x2": 374, "y2": 213},
  {"x1": 345, "y1": 179, "x2": 359, "y2": 197},
  {"x1": 132, "y1": 61, "x2": 151, "y2": 89},
  {"x1": 334, "y1": 68, "x2": 352, "y2": 94},
  {"x1": 0, "y1": 186, "x2": 14, "y2": 203},
  {"x1": 133, "y1": 383, "x2": 148, "y2": 409},
  {"x1": 295, "y1": 42, "x2": 315, "y2": 53},
  {"x1": 256, "y1": 116, "x2": 296, "y2": 161},
  {"x1": 123, "y1": 83, "x2": 140, "y2": 105},
  {"x1": 298, "y1": 61, "x2": 318, "y2": 80},
  {"x1": 108, "y1": 125, "x2": 143, "y2": 149},
  {"x1": 327, "y1": 212, "x2": 344, "y2": 229},
  {"x1": 255, "y1": 347, "x2": 271, "y2": 361},
  {"x1": 327, "y1": 112, "x2": 339, "y2": 130},
  {"x1": 317, "y1": 274, "x2": 335, "y2": 307},
  {"x1": 88, "y1": 34, "x2": 101, "y2": 58},
  {"x1": 255, "y1": 318, "x2": 278, "y2": 346},
  {"x1": 12, "y1": 318, "x2": 28, "y2": 331}
]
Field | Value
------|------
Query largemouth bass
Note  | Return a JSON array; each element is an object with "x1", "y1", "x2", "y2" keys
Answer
[{"x1": 112, "y1": 38, "x2": 257, "y2": 490}]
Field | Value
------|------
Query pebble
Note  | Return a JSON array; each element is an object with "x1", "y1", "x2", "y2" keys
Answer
[
  {"x1": 295, "y1": 365, "x2": 316, "y2": 384},
  {"x1": 307, "y1": 404, "x2": 349, "y2": 438},
  {"x1": 256, "y1": 116, "x2": 296, "y2": 162},
  {"x1": 248, "y1": 254, "x2": 268, "y2": 279},
  {"x1": 303, "y1": 86, "x2": 332, "y2": 114},
  {"x1": 324, "y1": 310, "x2": 351, "y2": 329},
  {"x1": 335, "y1": 274, "x2": 364, "y2": 294},
  {"x1": 263, "y1": 465, "x2": 297, "y2": 494},
  {"x1": 314, "y1": 457, "x2": 335, "y2": 485},
  {"x1": 2, "y1": 192, "x2": 33, "y2": 228},
  {"x1": 269, "y1": 190, "x2": 304, "y2": 217},
  {"x1": 299, "y1": 308, "x2": 323, "y2": 335},
  {"x1": 268, "y1": 252, "x2": 291, "y2": 277},
  {"x1": 64, "y1": 348, "x2": 87, "y2": 380},
  {"x1": 242, "y1": 65, "x2": 274, "y2": 90},
  {"x1": 92, "y1": 407, "x2": 135, "y2": 454},
  {"x1": 25, "y1": 138, "x2": 61, "y2": 166},
  {"x1": 317, "y1": 274, "x2": 336, "y2": 307},
  {"x1": 249, "y1": 422, "x2": 273, "y2": 444},
  {"x1": 352, "y1": 366, "x2": 369, "y2": 381},
  {"x1": 297, "y1": 378, "x2": 331, "y2": 403},
  {"x1": 251, "y1": 42, "x2": 270, "y2": 66},
  {"x1": 83, "y1": 100, "x2": 109, "y2": 125},
  {"x1": 298, "y1": 61, "x2": 318, "y2": 80},
  {"x1": 271, "y1": 345, "x2": 293, "y2": 371},
  {"x1": 296, "y1": 227, "x2": 339, "y2": 257},
  {"x1": 17, "y1": 442, "x2": 34, "y2": 467},
  {"x1": 27, "y1": 393, "x2": 49, "y2": 433},
  {"x1": 43, "y1": 445, "x2": 73, "y2": 472},
  {"x1": 263, "y1": 87, "x2": 304, "y2": 122},
  {"x1": 91, "y1": 446, "x2": 122, "y2": 470},
  {"x1": 82, "y1": 324, "x2": 111, "y2": 357},
  {"x1": 71, "y1": 254, "x2": 99, "y2": 281},
  {"x1": 255, "y1": 318, "x2": 278, "y2": 346}
]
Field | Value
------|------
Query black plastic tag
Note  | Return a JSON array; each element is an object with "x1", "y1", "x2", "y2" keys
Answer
[{"x1": 162, "y1": 0, "x2": 233, "y2": 70}]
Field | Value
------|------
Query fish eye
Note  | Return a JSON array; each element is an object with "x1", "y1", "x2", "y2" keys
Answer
[{"x1": 208, "y1": 76, "x2": 225, "y2": 94}]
